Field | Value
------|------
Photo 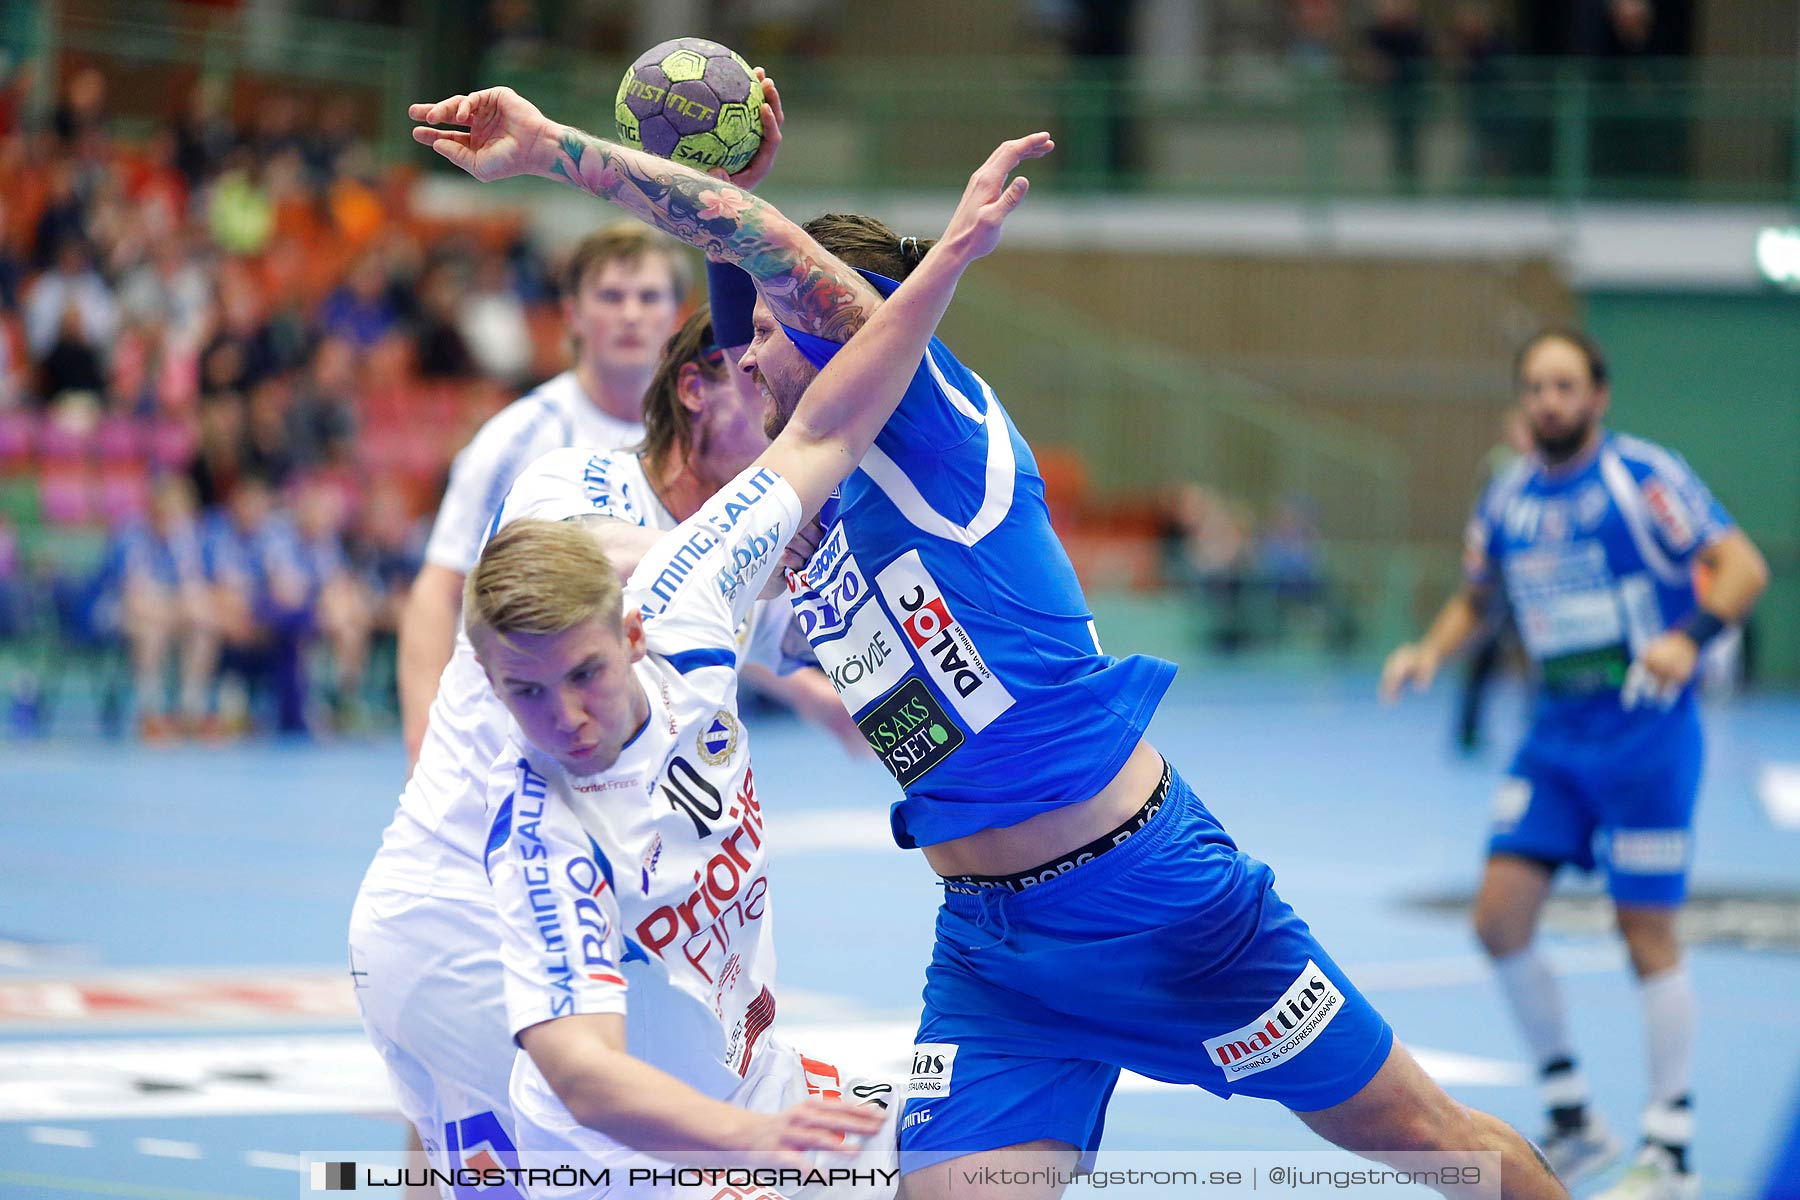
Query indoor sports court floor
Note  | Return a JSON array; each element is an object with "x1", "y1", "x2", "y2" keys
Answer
[{"x1": 4, "y1": 670, "x2": 1798, "y2": 1199}]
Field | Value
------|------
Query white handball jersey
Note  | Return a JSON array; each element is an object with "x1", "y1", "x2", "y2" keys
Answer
[
  {"x1": 485, "y1": 462, "x2": 802, "y2": 1097},
  {"x1": 367, "y1": 448, "x2": 794, "y2": 904},
  {"x1": 423, "y1": 371, "x2": 645, "y2": 576}
]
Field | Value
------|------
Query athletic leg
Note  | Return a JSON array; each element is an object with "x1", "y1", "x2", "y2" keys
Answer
[
  {"x1": 1594, "y1": 707, "x2": 1703, "y2": 1200},
  {"x1": 1295, "y1": 1041, "x2": 1567, "y2": 1200}
]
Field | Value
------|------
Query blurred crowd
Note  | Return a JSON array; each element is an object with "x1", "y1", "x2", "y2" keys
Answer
[
  {"x1": 1286, "y1": 0, "x2": 1686, "y2": 190},
  {"x1": 0, "y1": 64, "x2": 566, "y2": 739},
  {"x1": 1157, "y1": 482, "x2": 1353, "y2": 654}
]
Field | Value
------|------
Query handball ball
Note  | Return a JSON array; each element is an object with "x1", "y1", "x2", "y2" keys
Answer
[{"x1": 615, "y1": 38, "x2": 764, "y2": 176}]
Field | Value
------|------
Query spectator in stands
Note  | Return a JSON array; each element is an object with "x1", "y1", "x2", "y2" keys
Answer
[
  {"x1": 117, "y1": 233, "x2": 213, "y2": 348},
  {"x1": 413, "y1": 261, "x2": 476, "y2": 379},
  {"x1": 1365, "y1": 0, "x2": 1432, "y2": 194},
  {"x1": 249, "y1": 93, "x2": 306, "y2": 169},
  {"x1": 208, "y1": 147, "x2": 276, "y2": 256},
  {"x1": 1590, "y1": 0, "x2": 1685, "y2": 185},
  {"x1": 1258, "y1": 497, "x2": 1325, "y2": 608},
  {"x1": 245, "y1": 376, "x2": 296, "y2": 483},
  {"x1": 38, "y1": 301, "x2": 105, "y2": 404},
  {"x1": 189, "y1": 392, "x2": 249, "y2": 510},
  {"x1": 1161, "y1": 481, "x2": 1255, "y2": 653},
  {"x1": 202, "y1": 268, "x2": 281, "y2": 397},
  {"x1": 1450, "y1": 1, "x2": 1515, "y2": 187},
  {"x1": 456, "y1": 247, "x2": 531, "y2": 384},
  {"x1": 24, "y1": 238, "x2": 117, "y2": 362},
  {"x1": 51, "y1": 67, "x2": 108, "y2": 152},
  {"x1": 203, "y1": 472, "x2": 308, "y2": 733},
  {"x1": 1288, "y1": 0, "x2": 1342, "y2": 76},
  {"x1": 318, "y1": 252, "x2": 398, "y2": 349},
  {"x1": 291, "y1": 472, "x2": 375, "y2": 728},
  {"x1": 31, "y1": 165, "x2": 91, "y2": 271},
  {"x1": 172, "y1": 78, "x2": 238, "y2": 191},
  {"x1": 350, "y1": 477, "x2": 425, "y2": 644},
  {"x1": 304, "y1": 95, "x2": 362, "y2": 190},
  {"x1": 481, "y1": 0, "x2": 550, "y2": 78},
  {"x1": 286, "y1": 336, "x2": 359, "y2": 470},
  {"x1": 0, "y1": 194, "x2": 24, "y2": 311},
  {"x1": 113, "y1": 474, "x2": 216, "y2": 739},
  {"x1": 122, "y1": 127, "x2": 189, "y2": 241},
  {"x1": 0, "y1": 312, "x2": 18, "y2": 410},
  {"x1": 0, "y1": 512, "x2": 24, "y2": 641}
]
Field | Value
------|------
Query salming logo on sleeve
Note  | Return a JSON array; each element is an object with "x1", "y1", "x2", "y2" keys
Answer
[
  {"x1": 507, "y1": 759, "x2": 623, "y2": 1015},
  {"x1": 635, "y1": 466, "x2": 792, "y2": 620}
]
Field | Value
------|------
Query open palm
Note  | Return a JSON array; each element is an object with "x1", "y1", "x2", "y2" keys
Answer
[
  {"x1": 940, "y1": 132, "x2": 1054, "y2": 262},
  {"x1": 409, "y1": 87, "x2": 560, "y2": 182}
]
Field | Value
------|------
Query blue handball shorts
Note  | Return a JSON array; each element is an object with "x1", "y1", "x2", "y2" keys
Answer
[
  {"x1": 898, "y1": 761, "x2": 1394, "y2": 1169},
  {"x1": 1489, "y1": 695, "x2": 1703, "y2": 907}
]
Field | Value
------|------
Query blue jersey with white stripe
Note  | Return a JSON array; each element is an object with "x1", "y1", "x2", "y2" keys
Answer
[
  {"x1": 780, "y1": 273, "x2": 1175, "y2": 849},
  {"x1": 1465, "y1": 430, "x2": 1733, "y2": 724}
]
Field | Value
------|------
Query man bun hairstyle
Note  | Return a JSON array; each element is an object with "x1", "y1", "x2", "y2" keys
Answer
[{"x1": 802, "y1": 212, "x2": 935, "y2": 282}]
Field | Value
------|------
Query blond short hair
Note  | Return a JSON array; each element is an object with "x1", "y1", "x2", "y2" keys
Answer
[
  {"x1": 564, "y1": 225, "x2": 691, "y2": 301},
  {"x1": 464, "y1": 519, "x2": 622, "y2": 650}
]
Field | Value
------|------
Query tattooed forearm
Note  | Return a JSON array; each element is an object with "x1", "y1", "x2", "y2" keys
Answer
[{"x1": 545, "y1": 125, "x2": 874, "y2": 340}]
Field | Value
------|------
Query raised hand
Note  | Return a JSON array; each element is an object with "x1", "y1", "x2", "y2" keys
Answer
[
  {"x1": 935, "y1": 132, "x2": 1054, "y2": 264},
  {"x1": 710, "y1": 68, "x2": 785, "y2": 192},
  {"x1": 409, "y1": 87, "x2": 562, "y2": 183}
]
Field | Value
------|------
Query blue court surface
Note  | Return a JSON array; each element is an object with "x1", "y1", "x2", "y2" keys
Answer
[{"x1": 3, "y1": 670, "x2": 1797, "y2": 1198}]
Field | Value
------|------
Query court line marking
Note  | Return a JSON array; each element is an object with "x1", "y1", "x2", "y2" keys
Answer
[
  {"x1": 243, "y1": 1149, "x2": 307, "y2": 1172},
  {"x1": 27, "y1": 1126, "x2": 95, "y2": 1148},
  {"x1": 1758, "y1": 762, "x2": 1800, "y2": 830}
]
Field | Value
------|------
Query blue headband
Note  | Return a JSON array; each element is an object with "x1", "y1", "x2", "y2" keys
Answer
[{"x1": 705, "y1": 258, "x2": 757, "y2": 351}]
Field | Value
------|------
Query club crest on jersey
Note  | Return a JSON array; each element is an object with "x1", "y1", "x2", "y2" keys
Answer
[
  {"x1": 640, "y1": 832, "x2": 664, "y2": 894},
  {"x1": 697, "y1": 710, "x2": 739, "y2": 765}
]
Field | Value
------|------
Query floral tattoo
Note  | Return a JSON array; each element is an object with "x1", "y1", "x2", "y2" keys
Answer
[{"x1": 547, "y1": 127, "x2": 870, "y2": 342}]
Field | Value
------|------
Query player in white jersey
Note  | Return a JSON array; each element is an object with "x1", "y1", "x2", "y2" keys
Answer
[
  {"x1": 472, "y1": 517, "x2": 896, "y2": 1200},
  {"x1": 351, "y1": 310, "x2": 838, "y2": 1190},
  {"x1": 403, "y1": 110, "x2": 1047, "y2": 1193},
  {"x1": 399, "y1": 225, "x2": 690, "y2": 763}
]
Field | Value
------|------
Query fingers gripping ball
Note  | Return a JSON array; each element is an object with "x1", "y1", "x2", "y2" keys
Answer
[{"x1": 615, "y1": 38, "x2": 764, "y2": 175}]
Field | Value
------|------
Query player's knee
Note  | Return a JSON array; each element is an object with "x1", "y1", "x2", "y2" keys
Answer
[
  {"x1": 1471, "y1": 906, "x2": 1528, "y2": 958},
  {"x1": 1614, "y1": 907, "x2": 1681, "y2": 975}
]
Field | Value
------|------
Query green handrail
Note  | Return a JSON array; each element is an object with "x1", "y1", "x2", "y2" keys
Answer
[{"x1": 20, "y1": 0, "x2": 1800, "y2": 205}]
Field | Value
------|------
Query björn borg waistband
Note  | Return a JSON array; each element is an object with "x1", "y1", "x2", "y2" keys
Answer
[{"x1": 942, "y1": 760, "x2": 1173, "y2": 896}]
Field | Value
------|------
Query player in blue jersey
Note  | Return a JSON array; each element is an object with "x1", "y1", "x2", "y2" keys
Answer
[
  {"x1": 1382, "y1": 329, "x2": 1769, "y2": 1200},
  {"x1": 412, "y1": 86, "x2": 1566, "y2": 1199}
]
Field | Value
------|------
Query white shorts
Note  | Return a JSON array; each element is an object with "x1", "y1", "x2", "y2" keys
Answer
[
  {"x1": 511, "y1": 1037, "x2": 900, "y2": 1200},
  {"x1": 349, "y1": 878, "x2": 518, "y2": 1180}
]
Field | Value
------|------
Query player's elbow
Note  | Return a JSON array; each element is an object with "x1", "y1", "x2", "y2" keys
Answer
[
  {"x1": 1740, "y1": 536, "x2": 1772, "y2": 598},
  {"x1": 519, "y1": 1014, "x2": 633, "y2": 1134},
  {"x1": 1716, "y1": 531, "x2": 1771, "y2": 602}
]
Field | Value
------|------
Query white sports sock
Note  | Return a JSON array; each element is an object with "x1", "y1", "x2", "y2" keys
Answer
[
  {"x1": 1493, "y1": 947, "x2": 1574, "y2": 1068},
  {"x1": 1640, "y1": 965, "x2": 1697, "y2": 1108}
]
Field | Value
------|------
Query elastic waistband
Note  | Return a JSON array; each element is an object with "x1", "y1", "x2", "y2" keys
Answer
[{"x1": 942, "y1": 760, "x2": 1173, "y2": 896}]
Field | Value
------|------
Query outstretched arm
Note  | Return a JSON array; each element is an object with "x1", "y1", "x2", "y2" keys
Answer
[
  {"x1": 409, "y1": 86, "x2": 876, "y2": 342},
  {"x1": 755, "y1": 132, "x2": 1053, "y2": 520}
]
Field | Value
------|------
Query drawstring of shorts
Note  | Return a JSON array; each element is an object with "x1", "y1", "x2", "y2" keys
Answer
[{"x1": 965, "y1": 886, "x2": 1013, "y2": 951}]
